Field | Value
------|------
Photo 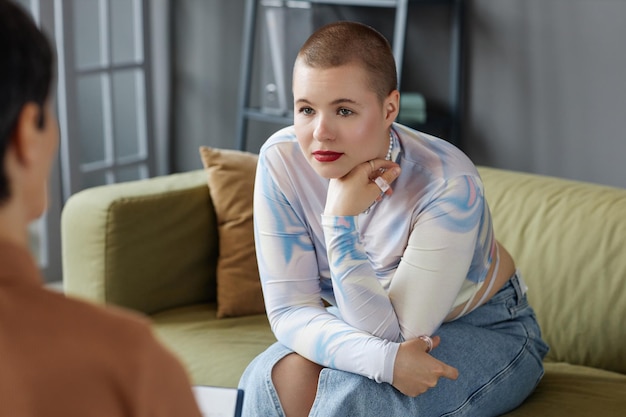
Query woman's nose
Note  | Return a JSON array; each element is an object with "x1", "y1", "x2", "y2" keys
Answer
[{"x1": 313, "y1": 115, "x2": 334, "y2": 142}]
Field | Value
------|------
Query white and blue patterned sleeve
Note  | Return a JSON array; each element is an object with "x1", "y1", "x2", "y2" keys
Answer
[
  {"x1": 389, "y1": 175, "x2": 486, "y2": 338},
  {"x1": 322, "y1": 175, "x2": 488, "y2": 341},
  {"x1": 321, "y1": 215, "x2": 402, "y2": 340},
  {"x1": 254, "y1": 151, "x2": 399, "y2": 384}
]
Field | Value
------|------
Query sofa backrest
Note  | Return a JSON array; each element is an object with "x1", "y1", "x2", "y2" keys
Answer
[
  {"x1": 478, "y1": 167, "x2": 626, "y2": 374},
  {"x1": 62, "y1": 170, "x2": 219, "y2": 315}
]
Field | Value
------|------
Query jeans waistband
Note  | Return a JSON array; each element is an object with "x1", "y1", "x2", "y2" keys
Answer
[{"x1": 509, "y1": 269, "x2": 529, "y2": 300}]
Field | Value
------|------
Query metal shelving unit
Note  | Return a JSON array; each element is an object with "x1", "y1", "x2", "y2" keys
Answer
[{"x1": 235, "y1": 0, "x2": 465, "y2": 151}]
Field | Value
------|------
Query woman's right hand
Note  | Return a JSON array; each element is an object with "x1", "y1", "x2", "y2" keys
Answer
[
  {"x1": 325, "y1": 159, "x2": 400, "y2": 216},
  {"x1": 392, "y1": 336, "x2": 459, "y2": 397}
]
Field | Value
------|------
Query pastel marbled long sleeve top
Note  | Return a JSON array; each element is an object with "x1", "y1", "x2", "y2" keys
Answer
[{"x1": 253, "y1": 123, "x2": 496, "y2": 384}]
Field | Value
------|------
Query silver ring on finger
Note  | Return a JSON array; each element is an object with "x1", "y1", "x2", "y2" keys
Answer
[
  {"x1": 418, "y1": 335, "x2": 433, "y2": 353},
  {"x1": 374, "y1": 176, "x2": 390, "y2": 193}
]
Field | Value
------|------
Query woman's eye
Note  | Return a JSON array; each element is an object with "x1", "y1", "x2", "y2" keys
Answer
[
  {"x1": 338, "y1": 108, "x2": 353, "y2": 116},
  {"x1": 299, "y1": 107, "x2": 314, "y2": 115}
]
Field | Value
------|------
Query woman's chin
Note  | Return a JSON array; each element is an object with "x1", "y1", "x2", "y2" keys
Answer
[{"x1": 312, "y1": 165, "x2": 347, "y2": 180}]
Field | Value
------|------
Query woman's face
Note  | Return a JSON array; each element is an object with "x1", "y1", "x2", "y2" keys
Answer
[{"x1": 293, "y1": 62, "x2": 398, "y2": 179}]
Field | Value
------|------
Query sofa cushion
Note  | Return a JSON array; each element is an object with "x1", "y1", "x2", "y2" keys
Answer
[
  {"x1": 152, "y1": 303, "x2": 276, "y2": 388},
  {"x1": 199, "y1": 147, "x2": 264, "y2": 318},
  {"x1": 503, "y1": 362, "x2": 626, "y2": 416},
  {"x1": 62, "y1": 170, "x2": 218, "y2": 315},
  {"x1": 478, "y1": 167, "x2": 626, "y2": 374}
]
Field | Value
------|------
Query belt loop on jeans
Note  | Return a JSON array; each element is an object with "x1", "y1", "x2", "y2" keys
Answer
[{"x1": 511, "y1": 269, "x2": 528, "y2": 300}]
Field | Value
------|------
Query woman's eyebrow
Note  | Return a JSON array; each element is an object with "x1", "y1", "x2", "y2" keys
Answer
[
  {"x1": 294, "y1": 98, "x2": 360, "y2": 106},
  {"x1": 331, "y1": 98, "x2": 358, "y2": 105}
]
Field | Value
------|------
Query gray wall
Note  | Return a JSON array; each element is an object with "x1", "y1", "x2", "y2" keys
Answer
[
  {"x1": 468, "y1": 0, "x2": 626, "y2": 188},
  {"x1": 172, "y1": 0, "x2": 626, "y2": 189},
  {"x1": 171, "y1": 0, "x2": 246, "y2": 170}
]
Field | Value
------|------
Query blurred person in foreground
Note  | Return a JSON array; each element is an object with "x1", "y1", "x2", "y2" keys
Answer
[{"x1": 0, "y1": 1, "x2": 201, "y2": 415}]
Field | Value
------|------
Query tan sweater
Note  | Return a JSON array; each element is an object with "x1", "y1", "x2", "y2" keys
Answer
[{"x1": 0, "y1": 241, "x2": 202, "y2": 417}]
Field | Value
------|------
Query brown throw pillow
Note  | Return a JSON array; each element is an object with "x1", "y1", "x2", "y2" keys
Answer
[{"x1": 199, "y1": 146, "x2": 264, "y2": 318}]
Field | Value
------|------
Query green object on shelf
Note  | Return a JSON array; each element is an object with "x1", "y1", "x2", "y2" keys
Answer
[{"x1": 398, "y1": 92, "x2": 427, "y2": 125}]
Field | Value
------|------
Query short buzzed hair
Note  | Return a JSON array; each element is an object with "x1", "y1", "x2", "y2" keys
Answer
[{"x1": 295, "y1": 21, "x2": 398, "y2": 102}]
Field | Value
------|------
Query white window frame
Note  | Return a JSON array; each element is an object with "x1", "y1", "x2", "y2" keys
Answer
[{"x1": 16, "y1": 0, "x2": 167, "y2": 283}]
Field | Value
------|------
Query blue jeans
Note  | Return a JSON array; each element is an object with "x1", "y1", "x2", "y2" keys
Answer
[{"x1": 239, "y1": 272, "x2": 549, "y2": 417}]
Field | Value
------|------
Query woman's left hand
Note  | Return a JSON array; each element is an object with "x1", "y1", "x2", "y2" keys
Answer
[
  {"x1": 325, "y1": 159, "x2": 401, "y2": 216},
  {"x1": 392, "y1": 336, "x2": 459, "y2": 397}
]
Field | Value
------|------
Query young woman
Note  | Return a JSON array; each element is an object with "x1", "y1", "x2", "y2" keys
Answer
[{"x1": 239, "y1": 21, "x2": 548, "y2": 417}]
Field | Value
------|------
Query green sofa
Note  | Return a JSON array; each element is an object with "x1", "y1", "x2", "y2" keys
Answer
[{"x1": 61, "y1": 165, "x2": 626, "y2": 416}]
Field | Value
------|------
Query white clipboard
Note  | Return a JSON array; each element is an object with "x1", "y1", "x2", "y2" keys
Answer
[{"x1": 192, "y1": 386, "x2": 244, "y2": 417}]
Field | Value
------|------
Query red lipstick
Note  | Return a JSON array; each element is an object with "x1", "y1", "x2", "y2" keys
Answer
[{"x1": 313, "y1": 150, "x2": 343, "y2": 162}]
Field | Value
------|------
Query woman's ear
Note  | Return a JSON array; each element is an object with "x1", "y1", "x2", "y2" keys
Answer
[
  {"x1": 10, "y1": 103, "x2": 42, "y2": 166},
  {"x1": 384, "y1": 90, "x2": 400, "y2": 124}
]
